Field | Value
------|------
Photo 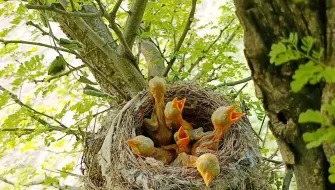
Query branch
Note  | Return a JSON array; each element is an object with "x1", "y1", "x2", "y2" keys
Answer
[
  {"x1": 262, "y1": 157, "x2": 282, "y2": 165},
  {"x1": 0, "y1": 85, "x2": 68, "y2": 129},
  {"x1": 216, "y1": 76, "x2": 252, "y2": 87},
  {"x1": 110, "y1": 0, "x2": 123, "y2": 19},
  {"x1": 164, "y1": 0, "x2": 197, "y2": 76},
  {"x1": 0, "y1": 176, "x2": 15, "y2": 186},
  {"x1": 25, "y1": 4, "x2": 103, "y2": 17},
  {"x1": 122, "y1": 0, "x2": 149, "y2": 48},
  {"x1": 0, "y1": 39, "x2": 75, "y2": 55},
  {"x1": 26, "y1": 21, "x2": 59, "y2": 41},
  {"x1": 34, "y1": 65, "x2": 86, "y2": 83},
  {"x1": 0, "y1": 127, "x2": 78, "y2": 135},
  {"x1": 95, "y1": 0, "x2": 136, "y2": 63}
]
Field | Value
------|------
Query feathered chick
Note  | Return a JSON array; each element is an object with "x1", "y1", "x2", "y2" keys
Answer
[
  {"x1": 191, "y1": 104, "x2": 244, "y2": 155},
  {"x1": 143, "y1": 76, "x2": 173, "y2": 146},
  {"x1": 164, "y1": 97, "x2": 193, "y2": 131},
  {"x1": 127, "y1": 135, "x2": 175, "y2": 165},
  {"x1": 172, "y1": 152, "x2": 220, "y2": 187},
  {"x1": 162, "y1": 127, "x2": 191, "y2": 154}
]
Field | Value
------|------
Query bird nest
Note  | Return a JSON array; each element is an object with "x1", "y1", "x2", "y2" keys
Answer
[{"x1": 83, "y1": 82, "x2": 268, "y2": 190}]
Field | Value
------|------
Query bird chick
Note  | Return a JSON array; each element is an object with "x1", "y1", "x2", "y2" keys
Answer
[
  {"x1": 191, "y1": 104, "x2": 244, "y2": 155},
  {"x1": 172, "y1": 153, "x2": 220, "y2": 187},
  {"x1": 196, "y1": 153, "x2": 220, "y2": 187},
  {"x1": 164, "y1": 97, "x2": 193, "y2": 131},
  {"x1": 127, "y1": 135, "x2": 175, "y2": 165},
  {"x1": 144, "y1": 76, "x2": 172, "y2": 146}
]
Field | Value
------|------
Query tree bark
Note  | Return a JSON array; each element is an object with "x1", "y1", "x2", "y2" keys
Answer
[
  {"x1": 234, "y1": 0, "x2": 335, "y2": 189},
  {"x1": 54, "y1": 4, "x2": 147, "y2": 99}
]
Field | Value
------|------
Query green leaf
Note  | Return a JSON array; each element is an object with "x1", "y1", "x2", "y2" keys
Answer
[
  {"x1": 48, "y1": 56, "x2": 67, "y2": 76},
  {"x1": 78, "y1": 76, "x2": 97, "y2": 85},
  {"x1": 306, "y1": 139, "x2": 323, "y2": 149},
  {"x1": 330, "y1": 156, "x2": 335, "y2": 165},
  {"x1": 329, "y1": 174, "x2": 335, "y2": 183},
  {"x1": 323, "y1": 104, "x2": 335, "y2": 116},
  {"x1": 58, "y1": 38, "x2": 83, "y2": 50},
  {"x1": 83, "y1": 89, "x2": 113, "y2": 99},
  {"x1": 44, "y1": 176, "x2": 59, "y2": 185},
  {"x1": 291, "y1": 61, "x2": 324, "y2": 92},
  {"x1": 322, "y1": 67, "x2": 335, "y2": 83},
  {"x1": 299, "y1": 109, "x2": 329, "y2": 125},
  {"x1": 301, "y1": 36, "x2": 314, "y2": 54},
  {"x1": 302, "y1": 132, "x2": 317, "y2": 142}
]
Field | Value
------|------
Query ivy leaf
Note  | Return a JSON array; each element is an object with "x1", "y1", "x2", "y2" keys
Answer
[{"x1": 299, "y1": 109, "x2": 329, "y2": 125}]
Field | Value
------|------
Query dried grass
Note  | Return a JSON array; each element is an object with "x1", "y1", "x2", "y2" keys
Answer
[{"x1": 83, "y1": 82, "x2": 269, "y2": 190}]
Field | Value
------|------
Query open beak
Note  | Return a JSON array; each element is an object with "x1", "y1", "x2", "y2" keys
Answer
[
  {"x1": 227, "y1": 104, "x2": 245, "y2": 123},
  {"x1": 176, "y1": 127, "x2": 190, "y2": 146},
  {"x1": 203, "y1": 172, "x2": 215, "y2": 187},
  {"x1": 177, "y1": 98, "x2": 186, "y2": 112},
  {"x1": 127, "y1": 139, "x2": 140, "y2": 154}
]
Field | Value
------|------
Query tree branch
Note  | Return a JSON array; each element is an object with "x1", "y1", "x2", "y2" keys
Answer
[
  {"x1": 216, "y1": 76, "x2": 252, "y2": 87},
  {"x1": 110, "y1": 0, "x2": 123, "y2": 19},
  {"x1": 122, "y1": 0, "x2": 149, "y2": 48},
  {"x1": 0, "y1": 39, "x2": 75, "y2": 55},
  {"x1": 164, "y1": 0, "x2": 197, "y2": 76},
  {"x1": 188, "y1": 19, "x2": 237, "y2": 74},
  {"x1": 26, "y1": 21, "x2": 59, "y2": 41},
  {"x1": 34, "y1": 65, "x2": 86, "y2": 83},
  {"x1": 0, "y1": 85, "x2": 68, "y2": 129},
  {"x1": 25, "y1": 4, "x2": 103, "y2": 17},
  {"x1": 282, "y1": 167, "x2": 293, "y2": 190},
  {"x1": 262, "y1": 157, "x2": 282, "y2": 165}
]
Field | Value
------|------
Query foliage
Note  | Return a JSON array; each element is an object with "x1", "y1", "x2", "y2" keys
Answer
[
  {"x1": 269, "y1": 33, "x2": 335, "y2": 183},
  {"x1": 0, "y1": 0, "x2": 265, "y2": 189}
]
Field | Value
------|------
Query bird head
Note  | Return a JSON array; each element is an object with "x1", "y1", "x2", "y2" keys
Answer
[
  {"x1": 148, "y1": 76, "x2": 166, "y2": 99},
  {"x1": 211, "y1": 104, "x2": 245, "y2": 129},
  {"x1": 174, "y1": 127, "x2": 190, "y2": 148},
  {"x1": 127, "y1": 135, "x2": 156, "y2": 157},
  {"x1": 196, "y1": 153, "x2": 220, "y2": 187},
  {"x1": 164, "y1": 97, "x2": 186, "y2": 119}
]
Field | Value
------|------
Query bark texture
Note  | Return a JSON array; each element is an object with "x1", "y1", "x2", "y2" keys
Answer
[
  {"x1": 234, "y1": 0, "x2": 335, "y2": 189},
  {"x1": 54, "y1": 5, "x2": 147, "y2": 99}
]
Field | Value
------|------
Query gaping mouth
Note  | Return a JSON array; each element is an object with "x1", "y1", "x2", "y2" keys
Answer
[
  {"x1": 127, "y1": 140, "x2": 140, "y2": 154},
  {"x1": 177, "y1": 98, "x2": 186, "y2": 111},
  {"x1": 177, "y1": 127, "x2": 190, "y2": 145},
  {"x1": 228, "y1": 104, "x2": 245, "y2": 121}
]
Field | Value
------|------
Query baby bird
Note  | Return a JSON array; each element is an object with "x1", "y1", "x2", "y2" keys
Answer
[
  {"x1": 127, "y1": 135, "x2": 175, "y2": 165},
  {"x1": 191, "y1": 104, "x2": 244, "y2": 155},
  {"x1": 143, "y1": 76, "x2": 172, "y2": 146},
  {"x1": 164, "y1": 97, "x2": 193, "y2": 131},
  {"x1": 172, "y1": 152, "x2": 220, "y2": 187},
  {"x1": 195, "y1": 153, "x2": 220, "y2": 187},
  {"x1": 162, "y1": 127, "x2": 191, "y2": 154}
]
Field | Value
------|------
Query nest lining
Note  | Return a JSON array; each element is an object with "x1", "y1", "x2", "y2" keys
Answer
[{"x1": 84, "y1": 83, "x2": 267, "y2": 190}]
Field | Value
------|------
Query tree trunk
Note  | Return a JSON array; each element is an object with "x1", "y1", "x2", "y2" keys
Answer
[
  {"x1": 234, "y1": 0, "x2": 335, "y2": 189},
  {"x1": 54, "y1": 4, "x2": 148, "y2": 99}
]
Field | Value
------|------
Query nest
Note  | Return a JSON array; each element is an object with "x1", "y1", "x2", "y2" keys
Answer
[{"x1": 83, "y1": 83, "x2": 269, "y2": 190}]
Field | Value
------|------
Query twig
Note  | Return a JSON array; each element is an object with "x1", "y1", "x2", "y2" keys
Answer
[
  {"x1": 258, "y1": 115, "x2": 266, "y2": 135},
  {"x1": 216, "y1": 76, "x2": 252, "y2": 88},
  {"x1": 34, "y1": 65, "x2": 86, "y2": 83},
  {"x1": 0, "y1": 85, "x2": 68, "y2": 129},
  {"x1": 163, "y1": 0, "x2": 197, "y2": 76},
  {"x1": 25, "y1": 4, "x2": 103, "y2": 17},
  {"x1": 262, "y1": 157, "x2": 282, "y2": 165},
  {"x1": 26, "y1": 21, "x2": 59, "y2": 41},
  {"x1": 42, "y1": 168, "x2": 84, "y2": 178},
  {"x1": 110, "y1": 0, "x2": 123, "y2": 19},
  {"x1": 264, "y1": 163, "x2": 285, "y2": 173},
  {"x1": 232, "y1": 83, "x2": 248, "y2": 99},
  {"x1": 0, "y1": 39, "x2": 75, "y2": 55},
  {"x1": 188, "y1": 18, "x2": 236, "y2": 74}
]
